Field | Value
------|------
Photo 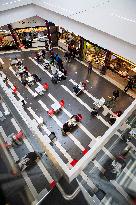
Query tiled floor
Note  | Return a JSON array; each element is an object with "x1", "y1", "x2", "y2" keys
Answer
[{"x1": 0, "y1": 48, "x2": 135, "y2": 205}]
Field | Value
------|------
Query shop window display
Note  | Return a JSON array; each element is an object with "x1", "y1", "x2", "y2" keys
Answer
[
  {"x1": 0, "y1": 31, "x2": 17, "y2": 51},
  {"x1": 16, "y1": 27, "x2": 48, "y2": 48},
  {"x1": 83, "y1": 41, "x2": 106, "y2": 69},
  {"x1": 58, "y1": 28, "x2": 81, "y2": 56},
  {"x1": 110, "y1": 55, "x2": 136, "y2": 78}
]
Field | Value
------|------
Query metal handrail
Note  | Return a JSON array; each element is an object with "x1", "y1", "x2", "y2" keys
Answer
[{"x1": 56, "y1": 182, "x2": 81, "y2": 200}]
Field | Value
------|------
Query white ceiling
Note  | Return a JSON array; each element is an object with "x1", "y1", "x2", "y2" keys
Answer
[
  {"x1": 0, "y1": 0, "x2": 136, "y2": 63},
  {"x1": 34, "y1": 0, "x2": 136, "y2": 45},
  {"x1": 1, "y1": 0, "x2": 136, "y2": 45}
]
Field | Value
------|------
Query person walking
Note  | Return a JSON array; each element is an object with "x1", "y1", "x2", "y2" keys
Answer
[
  {"x1": 124, "y1": 79, "x2": 134, "y2": 92},
  {"x1": 21, "y1": 99, "x2": 26, "y2": 108},
  {"x1": 88, "y1": 61, "x2": 92, "y2": 74},
  {"x1": 0, "y1": 64, "x2": 3, "y2": 70},
  {"x1": 3, "y1": 76, "x2": 8, "y2": 85},
  {"x1": 112, "y1": 90, "x2": 119, "y2": 100}
]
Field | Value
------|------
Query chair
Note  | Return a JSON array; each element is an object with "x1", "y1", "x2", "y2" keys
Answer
[
  {"x1": 43, "y1": 83, "x2": 49, "y2": 90},
  {"x1": 48, "y1": 108, "x2": 54, "y2": 116},
  {"x1": 77, "y1": 114, "x2": 83, "y2": 121},
  {"x1": 59, "y1": 99, "x2": 65, "y2": 107},
  {"x1": 12, "y1": 86, "x2": 17, "y2": 93}
]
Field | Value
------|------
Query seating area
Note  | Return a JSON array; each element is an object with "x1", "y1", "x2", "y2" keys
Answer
[{"x1": 48, "y1": 99, "x2": 65, "y2": 116}]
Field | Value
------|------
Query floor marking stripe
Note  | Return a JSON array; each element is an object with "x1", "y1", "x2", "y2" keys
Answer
[
  {"x1": 1, "y1": 101, "x2": 10, "y2": 115},
  {"x1": 0, "y1": 127, "x2": 38, "y2": 199},
  {"x1": 120, "y1": 162, "x2": 136, "y2": 185},
  {"x1": 9, "y1": 66, "x2": 36, "y2": 97},
  {"x1": 27, "y1": 106, "x2": 73, "y2": 167},
  {"x1": 0, "y1": 78, "x2": 66, "y2": 182},
  {"x1": 3, "y1": 72, "x2": 24, "y2": 102},
  {"x1": 61, "y1": 85, "x2": 110, "y2": 128},
  {"x1": 0, "y1": 58, "x2": 4, "y2": 64},
  {"x1": 54, "y1": 141, "x2": 73, "y2": 162},
  {"x1": 11, "y1": 118, "x2": 21, "y2": 132},
  {"x1": 93, "y1": 160, "x2": 105, "y2": 174},
  {"x1": 48, "y1": 93, "x2": 96, "y2": 141},
  {"x1": 22, "y1": 172, "x2": 38, "y2": 199},
  {"x1": 38, "y1": 100, "x2": 85, "y2": 151},
  {"x1": 69, "y1": 79, "x2": 115, "y2": 117},
  {"x1": 11, "y1": 116, "x2": 53, "y2": 184},
  {"x1": 29, "y1": 57, "x2": 52, "y2": 78},
  {"x1": 0, "y1": 126, "x2": 19, "y2": 162},
  {"x1": 69, "y1": 79, "x2": 97, "y2": 102},
  {"x1": 61, "y1": 85, "x2": 93, "y2": 111},
  {"x1": 80, "y1": 171, "x2": 98, "y2": 191},
  {"x1": 102, "y1": 147, "x2": 114, "y2": 159}
]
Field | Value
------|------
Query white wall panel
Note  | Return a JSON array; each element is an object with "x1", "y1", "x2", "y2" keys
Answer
[
  {"x1": 34, "y1": 0, "x2": 136, "y2": 45},
  {"x1": 0, "y1": 0, "x2": 33, "y2": 12},
  {"x1": 0, "y1": 5, "x2": 36, "y2": 27},
  {"x1": 11, "y1": 16, "x2": 45, "y2": 28},
  {"x1": 0, "y1": 3, "x2": 135, "y2": 64}
]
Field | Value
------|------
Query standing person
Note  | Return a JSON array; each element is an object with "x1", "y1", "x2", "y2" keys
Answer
[
  {"x1": 21, "y1": 99, "x2": 26, "y2": 108},
  {"x1": 45, "y1": 41, "x2": 49, "y2": 51},
  {"x1": 12, "y1": 85, "x2": 17, "y2": 95},
  {"x1": 42, "y1": 50, "x2": 46, "y2": 58},
  {"x1": 88, "y1": 62, "x2": 92, "y2": 74},
  {"x1": 64, "y1": 51, "x2": 71, "y2": 63},
  {"x1": 124, "y1": 78, "x2": 134, "y2": 92},
  {"x1": 0, "y1": 64, "x2": 3, "y2": 70},
  {"x1": 112, "y1": 90, "x2": 119, "y2": 100},
  {"x1": 50, "y1": 53, "x2": 55, "y2": 65},
  {"x1": 3, "y1": 76, "x2": 8, "y2": 85}
]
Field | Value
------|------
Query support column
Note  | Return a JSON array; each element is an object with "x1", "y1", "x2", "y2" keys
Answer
[
  {"x1": 7, "y1": 24, "x2": 22, "y2": 49},
  {"x1": 45, "y1": 20, "x2": 51, "y2": 45}
]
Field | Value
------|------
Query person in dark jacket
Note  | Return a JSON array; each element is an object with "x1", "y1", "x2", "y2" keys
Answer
[
  {"x1": 88, "y1": 62, "x2": 92, "y2": 74},
  {"x1": 112, "y1": 90, "x2": 119, "y2": 100},
  {"x1": 124, "y1": 79, "x2": 134, "y2": 92}
]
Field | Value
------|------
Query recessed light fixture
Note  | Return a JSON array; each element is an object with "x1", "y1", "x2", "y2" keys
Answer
[{"x1": 111, "y1": 13, "x2": 136, "y2": 23}]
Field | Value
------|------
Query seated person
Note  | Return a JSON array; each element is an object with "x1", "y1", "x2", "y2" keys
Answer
[
  {"x1": 18, "y1": 152, "x2": 40, "y2": 171},
  {"x1": 57, "y1": 70, "x2": 66, "y2": 81},
  {"x1": 42, "y1": 49, "x2": 46, "y2": 58},
  {"x1": 64, "y1": 51, "x2": 71, "y2": 62},
  {"x1": 21, "y1": 76, "x2": 28, "y2": 86},
  {"x1": 71, "y1": 114, "x2": 82, "y2": 122},
  {"x1": 73, "y1": 85, "x2": 80, "y2": 94},
  {"x1": 63, "y1": 122, "x2": 70, "y2": 133},
  {"x1": 3, "y1": 76, "x2": 8, "y2": 83},
  {"x1": 24, "y1": 66, "x2": 28, "y2": 71},
  {"x1": 36, "y1": 53, "x2": 42, "y2": 62},
  {"x1": 91, "y1": 107, "x2": 98, "y2": 117},
  {"x1": 45, "y1": 41, "x2": 49, "y2": 51},
  {"x1": 17, "y1": 60, "x2": 22, "y2": 66},
  {"x1": 81, "y1": 80, "x2": 87, "y2": 90},
  {"x1": 63, "y1": 69, "x2": 67, "y2": 76},
  {"x1": 52, "y1": 72, "x2": 59, "y2": 84},
  {"x1": 11, "y1": 58, "x2": 18, "y2": 65},
  {"x1": 31, "y1": 74, "x2": 41, "y2": 82},
  {"x1": 49, "y1": 132, "x2": 57, "y2": 146},
  {"x1": 51, "y1": 66, "x2": 57, "y2": 75},
  {"x1": 109, "y1": 111, "x2": 122, "y2": 125}
]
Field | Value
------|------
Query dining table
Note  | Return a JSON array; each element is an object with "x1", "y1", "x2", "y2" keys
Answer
[
  {"x1": 51, "y1": 102, "x2": 61, "y2": 112},
  {"x1": 35, "y1": 85, "x2": 44, "y2": 95}
]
